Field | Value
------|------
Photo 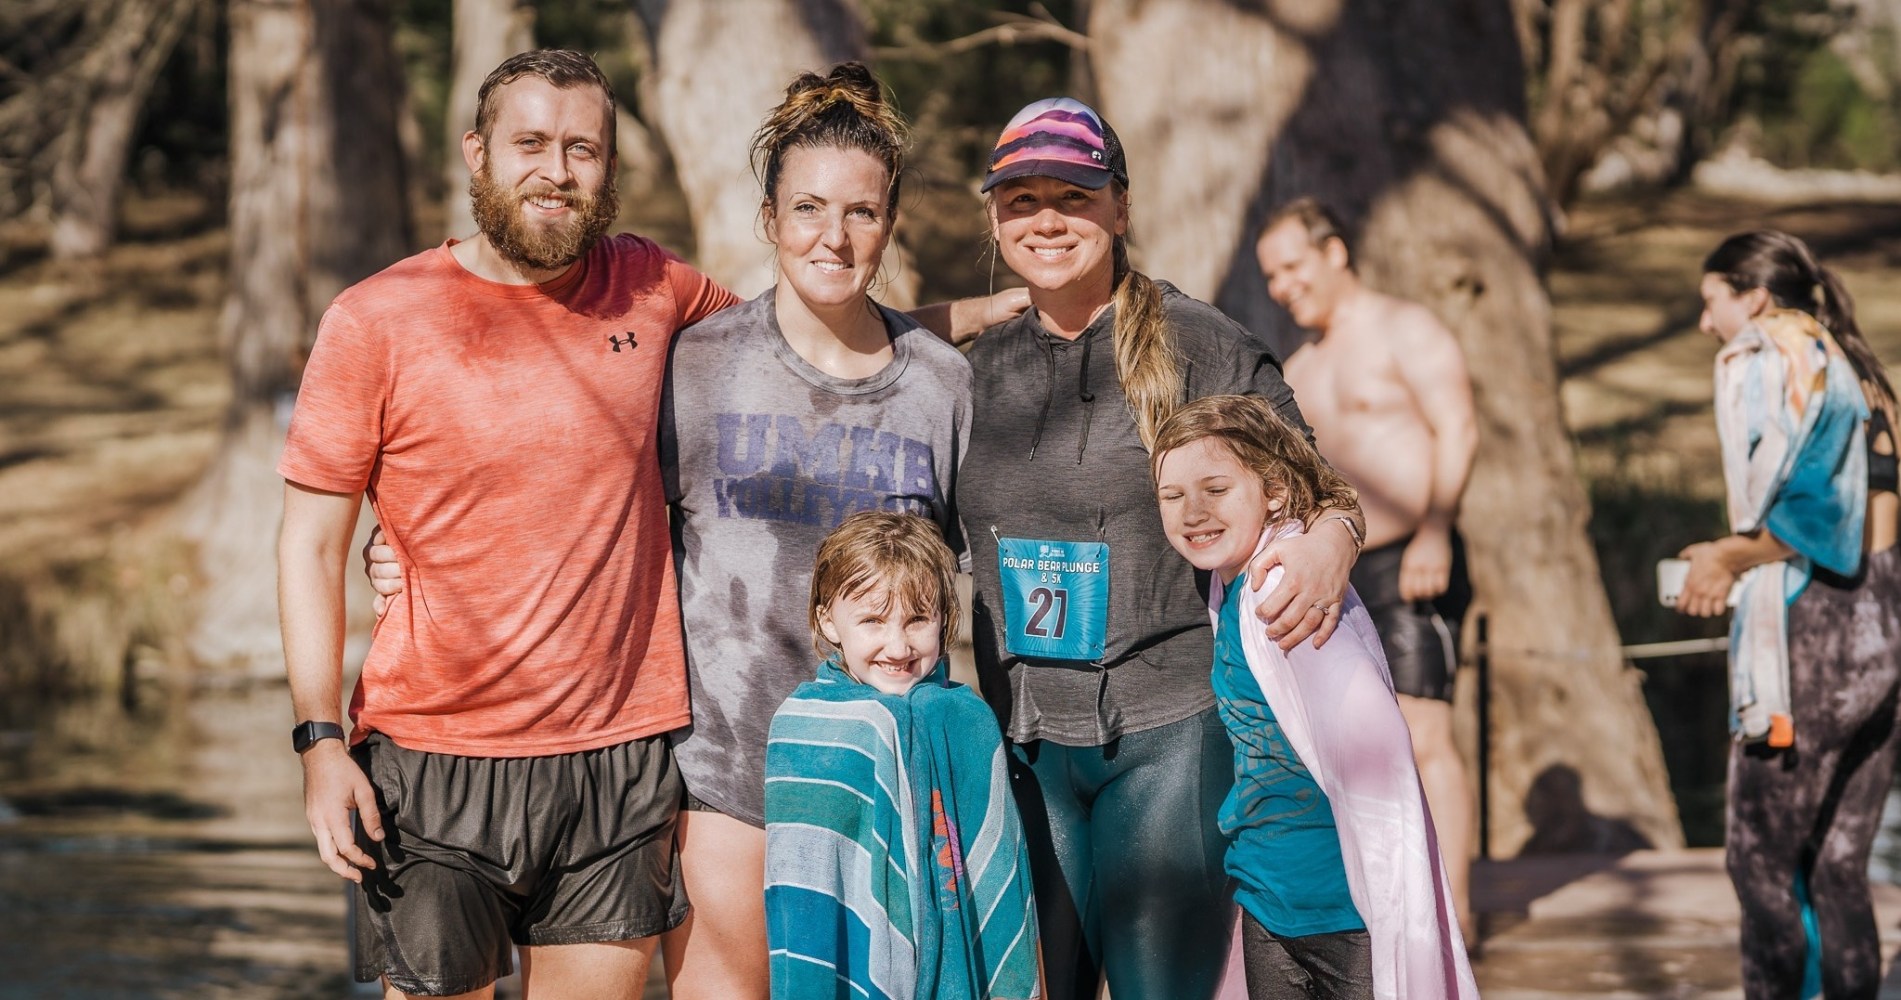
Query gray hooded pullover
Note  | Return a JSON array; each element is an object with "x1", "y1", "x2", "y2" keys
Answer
[{"x1": 958, "y1": 282, "x2": 1312, "y2": 746}]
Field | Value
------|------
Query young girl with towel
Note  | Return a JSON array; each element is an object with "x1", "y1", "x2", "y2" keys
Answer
[{"x1": 1151, "y1": 395, "x2": 1476, "y2": 1000}]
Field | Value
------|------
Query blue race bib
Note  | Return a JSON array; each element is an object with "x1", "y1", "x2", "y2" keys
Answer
[{"x1": 997, "y1": 537, "x2": 1109, "y2": 661}]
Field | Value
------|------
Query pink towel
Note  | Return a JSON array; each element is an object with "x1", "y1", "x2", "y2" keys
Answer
[{"x1": 1209, "y1": 522, "x2": 1478, "y2": 999}]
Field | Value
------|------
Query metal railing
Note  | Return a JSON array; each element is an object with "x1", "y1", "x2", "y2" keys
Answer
[{"x1": 1472, "y1": 612, "x2": 1728, "y2": 859}]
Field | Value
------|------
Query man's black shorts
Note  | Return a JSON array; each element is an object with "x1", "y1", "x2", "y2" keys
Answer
[
  {"x1": 349, "y1": 731, "x2": 687, "y2": 996},
  {"x1": 1347, "y1": 532, "x2": 1471, "y2": 704}
]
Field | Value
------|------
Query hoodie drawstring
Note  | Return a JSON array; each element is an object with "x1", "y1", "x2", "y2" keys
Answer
[
  {"x1": 1076, "y1": 331, "x2": 1096, "y2": 463},
  {"x1": 1028, "y1": 340, "x2": 1057, "y2": 462},
  {"x1": 1029, "y1": 328, "x2": 1100, "y2": 464}
]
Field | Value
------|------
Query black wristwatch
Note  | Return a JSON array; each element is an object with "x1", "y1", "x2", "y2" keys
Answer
[{"x1": 291, "y1": 720, "x2": 346, "y2": 754}]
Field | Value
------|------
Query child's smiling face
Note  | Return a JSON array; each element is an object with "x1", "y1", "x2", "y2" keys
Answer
[
  {"x1": 1155, "y1": 436, "x2": 1279, "y2": 584},
  {"x1": 817, "y1": 577, "x2": 944, "y2": 696}
]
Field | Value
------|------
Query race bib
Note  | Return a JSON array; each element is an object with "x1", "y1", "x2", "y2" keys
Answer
[{"x1": 997, "y1": 537, "x2": 1109, "y2": 661}]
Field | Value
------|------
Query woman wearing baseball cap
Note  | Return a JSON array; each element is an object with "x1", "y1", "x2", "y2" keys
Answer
[{"x1": 957, "y1": 98, "x2": 1368, "y2": 999}]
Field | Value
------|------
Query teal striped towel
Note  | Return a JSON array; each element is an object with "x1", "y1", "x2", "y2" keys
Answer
[{"x1": 765, "y1": 658, "x2": 1040, "y2": 1000}]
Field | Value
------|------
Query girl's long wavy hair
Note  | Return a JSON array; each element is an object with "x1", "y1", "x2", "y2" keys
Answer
[{"x1": 1151, "y1": 394, "x2": 1359, "y2": 526}]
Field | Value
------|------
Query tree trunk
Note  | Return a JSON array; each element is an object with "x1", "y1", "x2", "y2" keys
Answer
[
  {"x1": 309, "y1": 0, "x2": 414, "y2": 301},
  {"x1": 179, "y1": 0, "x2": 409, "y2": 671},
  {"x1": 218, "y1": 0, "x2": 314, "y2": 412},
  {"x1": 633, "y1": 0, "x2": 916, "y2": 307},
  {"x1": 441, "y1": 0, "x2": 534, "y2": 241},
  {"x1": 1091, "y1": 0, "x2": 1683, "y2": 855},
  {"x1": 1670, "y1": 0, "x2": 1748, "y2": 182},
  {"x1": 47, "y1": 0, "x2": 200, "y2": 260}
]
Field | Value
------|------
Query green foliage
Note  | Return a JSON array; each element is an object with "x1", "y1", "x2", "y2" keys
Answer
[
  {"x1": 1729, "y1": 0, "x2": 1901, "y2": 172},
  {"x1": 865, "y1": 0, "x2": 1083, "y2": 181}
]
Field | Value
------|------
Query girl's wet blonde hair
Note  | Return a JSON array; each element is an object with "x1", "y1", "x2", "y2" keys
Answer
[
  {"x1": 809, "y1": 511, "x2": 961, "y2": 660},
  {"x1": 1151, "y1": 394, "x2": 1359, "y2": 525}
]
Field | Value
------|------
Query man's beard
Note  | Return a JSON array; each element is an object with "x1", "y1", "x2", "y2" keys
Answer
[{"x1": 469, "y1": 167, "x2": 620, "y2": 272}]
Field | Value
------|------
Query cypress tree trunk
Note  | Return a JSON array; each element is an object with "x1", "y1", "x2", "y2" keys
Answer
[
  {"x1": 47, "y1": 0, "x2": 202, "y2": 260},
  {"x1": 633, "y1": 0, "x2": 917, "y2": 306},
  {"x1": 178, "y1": 0, "x2": 411, "y2": 671}
]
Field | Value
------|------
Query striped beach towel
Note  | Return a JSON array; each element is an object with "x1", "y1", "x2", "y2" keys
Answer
[
  {"x1": 1716, "y1": 309, "x2": 1868, "y2": 745},
  {"x1": 765, "y1": 658, "x2": 1040, "y2": 1000}
]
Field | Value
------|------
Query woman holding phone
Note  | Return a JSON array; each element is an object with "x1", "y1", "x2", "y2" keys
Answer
[{"x1": 1677, "y1": 229, "x2": 1899, "y2": 999}]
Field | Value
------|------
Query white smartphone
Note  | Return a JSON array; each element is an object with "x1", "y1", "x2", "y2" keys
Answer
[{"x1": 1657, "y1": 558, "x2": 1745, "y2": 609}]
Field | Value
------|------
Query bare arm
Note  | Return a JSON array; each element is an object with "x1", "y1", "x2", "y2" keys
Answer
[
  {"x1": 1245, "y1": 342, "x2": 1366, "y2": 650},
  {"x1": 907, "y1": 289, "x2": 1033, "y2": 346},
  {"x1": 279, "y1": 481, "x2": 384, "y2": 881},
  {"x1": 1677, "y1": 530, "x2": 1795, "y2": 618},
  {"x1": 1247, "y1": 508, "x2": 1364, "y2": 650},
  {"x1": 1390, "y1": 305, "x2": 1478, "y2": 600}
]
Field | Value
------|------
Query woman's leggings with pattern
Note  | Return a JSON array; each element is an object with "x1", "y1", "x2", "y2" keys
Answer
[
  {"x1": 1009, "y1": 707, "x2": 1236, "y2": 1000},
  {"x1": 1728, "y1": 545, "x2": 1901, "y2": 999}
]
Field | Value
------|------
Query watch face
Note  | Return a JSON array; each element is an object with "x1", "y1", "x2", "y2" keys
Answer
[{"x1": 292, "y1": 722, "x2": 344, "y2": 753}]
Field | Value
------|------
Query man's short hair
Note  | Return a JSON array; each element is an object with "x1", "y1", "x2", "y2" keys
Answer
[
  {"x1": 1263, "y1": 197, "x2": 1355, "y2": 271},
  {"x1": 474, "y1": 49, "x2": 617, "y2": 151}
]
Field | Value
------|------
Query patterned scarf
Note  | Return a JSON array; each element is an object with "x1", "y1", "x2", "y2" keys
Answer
[{"x1": 1715, "y1": 309, "x2": 1867, "y2": 745}]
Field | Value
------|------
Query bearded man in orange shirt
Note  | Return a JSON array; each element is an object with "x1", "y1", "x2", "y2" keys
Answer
[{"x1": 277, "y1": 50, "x2": 739, "y2": 999}]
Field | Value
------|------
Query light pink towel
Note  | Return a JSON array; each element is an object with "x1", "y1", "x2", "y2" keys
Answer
[{"x1": 1209, "y1": 522, "x2": 1478, "y2": 999}]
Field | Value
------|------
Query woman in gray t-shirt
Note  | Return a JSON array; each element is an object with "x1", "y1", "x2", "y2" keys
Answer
[
  {"x1": 959, "y1": 97, "x2": 1368, "y2": 1000},
  {"x1": 655, "y1": 65, "x2": 1004, "y2": 1000}
]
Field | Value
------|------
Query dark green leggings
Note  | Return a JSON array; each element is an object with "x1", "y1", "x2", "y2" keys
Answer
[{"x1": 1009, "y1": 708, "x2": 1236, "y2": 1000}]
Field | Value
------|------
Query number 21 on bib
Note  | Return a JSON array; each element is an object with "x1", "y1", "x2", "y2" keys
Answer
[{"x1": 996, "y1": 536, "x2": 1109, "y2": 661}]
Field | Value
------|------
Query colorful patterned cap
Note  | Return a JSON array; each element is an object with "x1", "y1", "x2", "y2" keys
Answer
[{"x1": 981, "y1": 97, "x2": 1128, "y2": 193}]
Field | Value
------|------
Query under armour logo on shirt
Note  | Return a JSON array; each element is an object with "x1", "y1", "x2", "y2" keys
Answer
[{"x1": 608, "y1": 333, "x2": 638, "y2": 353}]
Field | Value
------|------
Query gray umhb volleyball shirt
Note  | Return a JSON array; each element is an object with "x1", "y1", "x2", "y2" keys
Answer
[{"x1": 660, "y1": 289, "x2": 970, "y2": 826}]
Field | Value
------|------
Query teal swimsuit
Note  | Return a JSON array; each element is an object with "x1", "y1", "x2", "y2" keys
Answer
[{"x1": 1213, "y1": 578, "x2": 1364, "y2": 937}]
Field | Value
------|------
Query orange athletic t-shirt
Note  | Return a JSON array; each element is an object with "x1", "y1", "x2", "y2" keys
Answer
[{"x1": 279, "y1": 235, "x2": 739, "y2": 757}]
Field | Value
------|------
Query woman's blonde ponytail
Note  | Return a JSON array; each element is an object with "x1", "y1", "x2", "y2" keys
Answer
[{"x1": 1110, "y1": 225, "x2": 1180, "y2": 450}]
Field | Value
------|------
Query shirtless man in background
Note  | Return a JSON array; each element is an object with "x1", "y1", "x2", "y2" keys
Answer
[{"x1": 1256, "y1": 198, "x2": 1479, "y2": 932}]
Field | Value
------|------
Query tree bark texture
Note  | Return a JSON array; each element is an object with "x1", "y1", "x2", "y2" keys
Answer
[
  {"x1": 47, "y1": 0, "x2": 201, "y2": 260},
  {"x1": 178, "y1": 0, "x2": 315, "y2": 671},
  {"x1": 1092, "y1": 0, "x2": 1683, "y2": 855},
  {"x1": 634, "y1": 0, "x2": 917, "y2": 307},
  {"x1": 308, "y1": 0, "x2": 415, "y2": 304},
  {"x1": 180, "y1": 0, "x2": 408, "y2": 670},
  {"x1": 219, "y1": 0, "x2": 314, "y2": 410},
  {"x1": 441, "y1": 0, "x2": 535, "y2": 241}
]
